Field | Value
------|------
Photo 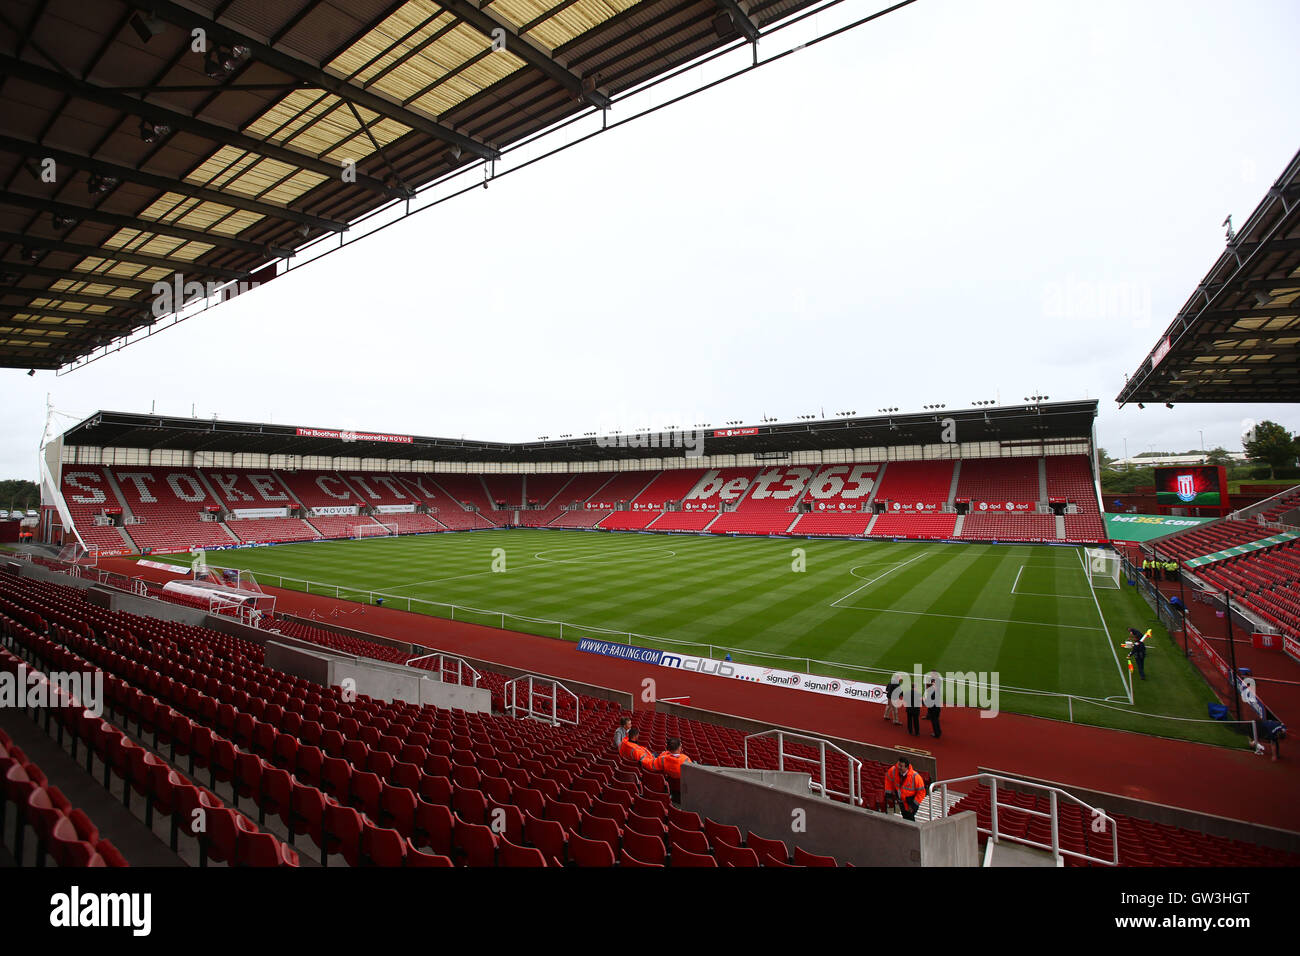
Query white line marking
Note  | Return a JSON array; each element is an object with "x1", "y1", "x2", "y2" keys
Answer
[
  {"x1": 832, "y1": 604, "x2": 1107, "y2": 631},
  {"x1": 830, "y1": 552, "x2": 928, "y2": 608},
  {"x1": 1011, "y1": 563, "x2": 1091, "y2": 598},
  {"x1": 1076, "y1": 546, "x2": 1130, "y2": 699},
  {"x1": 387, "y1": 545, "x2": 678, "y2": 591}
]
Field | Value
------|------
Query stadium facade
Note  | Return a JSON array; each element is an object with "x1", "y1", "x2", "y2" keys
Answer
[{"x1": 39, "y1": 401, "x2": 1107, "y2": 556}]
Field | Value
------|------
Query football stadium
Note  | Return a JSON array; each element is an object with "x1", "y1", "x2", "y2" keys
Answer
[{"x1": 0, "y1": 0, "x2": 1297, "y2": 933}]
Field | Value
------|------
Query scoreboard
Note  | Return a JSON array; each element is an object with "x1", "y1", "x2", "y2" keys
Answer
[{"x1": 1153, "y1": 465, "x2": 1229, "y2": 510}]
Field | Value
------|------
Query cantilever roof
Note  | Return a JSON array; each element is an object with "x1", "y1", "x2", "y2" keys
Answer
[
  {"x1": 1117, "y1": 147, "x2": 1300, "y2": 406},
  {"x1": 2, "y1": 0, "x2": 887, "y2": 370},
  {"x1": 59, "y1": 400, "x2": 1100, "y2": 463}
]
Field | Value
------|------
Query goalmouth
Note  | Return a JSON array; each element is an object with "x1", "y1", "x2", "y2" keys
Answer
[
  {"x1": 355, "y1": 522, "x2": 399, "y2": 540},
  {"x1": 1085, "y1": 547, "x2": 1121, "y2": 589}
]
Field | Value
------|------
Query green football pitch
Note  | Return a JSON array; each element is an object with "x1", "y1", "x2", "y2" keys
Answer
[{"x1": 152, "y1": 529, "x2": 1245, "y2": 747}]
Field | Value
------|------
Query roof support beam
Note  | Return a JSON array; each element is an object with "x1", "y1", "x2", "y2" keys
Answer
[
  {"x1": 0, "y1": 54, "x2": 403, "y2": 199},
  {"x1": 711, "y1": 0, "x2": 761, "y2": 42},
  {"x1": 434, "y1": 0, "x2": 612, "y2": 110},
  {"x1": 0, "y1": 261, "x2": 174, "y2": 292},
  {"x1": 0, "y1": 190, "x2": 296, "y2": 258},
  {"x1": 123, "y1": 1, "x2": 500, "y2": 162},
  {"x1": 0, "y1": 342, "x2": 74, "y2": 363},
  {"x1": 0, "y1": 230, "x2": 252, "y2": 280},
  {"x1": 1, "y1": 288, "x2": 147, "y2": 309},
  {"x1": 0, "y1": 302, "x2": 133, "y2": 321},
  {"x1": 0, "y1": 134, "x2": 348, "y2": 233}
]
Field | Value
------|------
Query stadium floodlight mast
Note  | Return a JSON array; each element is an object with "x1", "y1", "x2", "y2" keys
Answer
[{"x1": 877, "y1": 407, "x2": 899, "y2": 413}]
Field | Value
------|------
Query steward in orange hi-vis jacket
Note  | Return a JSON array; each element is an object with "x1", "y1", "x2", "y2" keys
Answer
[
  {"x1": 883, "y1": 757, "x2": 927, "y2": 821},
  {"x1": 619, "y1": 729, "x2": 654, "y2": 765},
  {"x1": 651, "y1": 738, "x2": 693, "y2": 780}
]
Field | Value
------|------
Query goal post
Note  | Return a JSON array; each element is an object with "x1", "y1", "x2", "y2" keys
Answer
[
  {"x1": 1085, "y1": 547, "x2": 1121, "y2": 589},
  {"x1": 355, "y1": 522, "x2": 398, "y2": 540}
]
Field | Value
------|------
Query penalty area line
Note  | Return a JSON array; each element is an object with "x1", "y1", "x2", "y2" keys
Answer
[{"x1": 829, "y1": 551, "x2": 928, "y2": 608}]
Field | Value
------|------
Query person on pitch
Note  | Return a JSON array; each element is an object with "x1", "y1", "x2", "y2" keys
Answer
[{"x1": 1125, "y1": 627, "x2": 1148, "y2": 680}]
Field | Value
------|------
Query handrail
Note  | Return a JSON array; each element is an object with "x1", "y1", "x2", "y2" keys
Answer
[
  {"x1": 742, "y1": 729, "x2": 862, "y2": 806},
  {"x1": 405, "y1": 651, "x2": 481, "y2": 688},
  {"x1": 504, "y1": 674, "x2": 578, "y2": 727},
  {"x1": 920, "y1": 771, "x2": 1118, "y2": 866}
]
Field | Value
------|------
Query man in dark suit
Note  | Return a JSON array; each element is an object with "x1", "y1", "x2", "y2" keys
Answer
[
  {"x1": 924, "y1": 675, "x2": 942, "y2": 739},
  {"x1": 904, "y1": 682, "x2": 923, "y2": 737}
]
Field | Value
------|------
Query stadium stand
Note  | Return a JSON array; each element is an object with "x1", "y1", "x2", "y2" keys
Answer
[
  {"x1": 226, "y1": 518, "x2": 321, "y2": 545},
  {"x1": 365, "y1": 513, "x2": 446, "y2": 535},
  {"x1": 202, "y1": 469, "x2": 296, "y2": 510},
  {"x1": 396, "y1": 476, "x2": 497, "y2": 530},
  {"x1": 960, "y1": 513, "x2": 1058, "y2": 542},
  {"x1": 483, "y1": 477, "x2": 524, "y2": 511},
  {"x1": 522, "y1": 475, "x2": 575, "y2": 510},
  {"x1": 58, "y1": 467, "x2": 137, "y2": 554},
  {"x1": 791, "y1": 512, "x2": 873, "y2": 536},
  {"x1": 0, "y1": 688, "x2": 126, "y2": 867},
  {"x1": 709, "y1": 466, "x2": 807, "y2": 535},
  {"x1": 628, "y1": 469, "x2": 710, "y2": 509},
  {"x1": 650, "y1": 511, "x2": 718, "y2": 532},
  {"x1": 1256, "y1": 487, "x2": 1300, "y2": 524},
  {"x1": 956, "y1": 457, "x2": 1042, "y2": 503},
  {"x1": 1045, "y1": 456, "x2": 1106, "y2": 542},
  {"x1": 1157, "y1": 520, "x2": 1281, "y2": 562},
  {"x1": 870, "y1": 512, "x2": 960, "y2": 539},
  {"x1": 274, "y1": 471, "x2": 364, "y2": 509},
  {"x1": 109, "y1": 468, "x2": 235, "y2": 554},
  {"x1": 599, "y1": 511, "x2": 663, "y2": 531},
  {"x1": 341, "y1": 474, "x2": 421, "y2": 509},
  {"x1": 520, "y1": 474, "x2": 614, "y2": 528},
  {"x1": 873, "y1": 460, "x2": 956, "y2": 507},
  {"x1": 307, "y1": 516, "x2": 381, "y2": 539},
  {"x1": 547, "y1": 508, "x2": 612, "y2": 529},
  {"x1": 949, "y1": 783, "x2": 1300, "y2": 867}
]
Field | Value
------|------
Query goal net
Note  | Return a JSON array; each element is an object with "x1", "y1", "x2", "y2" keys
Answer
[
  {"x1": 356, "y1": 522, "x2": 398, "y2": 539},
  {"x1": 1085, "y1": 547, "x2": 1121, "y2": 589},
  {"x1": 56, "y1": 542, "x2": 98, "y2": 568}
]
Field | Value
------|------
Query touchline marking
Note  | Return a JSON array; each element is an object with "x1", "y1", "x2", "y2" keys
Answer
[
  {"x1": 834, "y1": 605, "x2": 1107, "y2": 631},
  {"x1": 1075, "y1": 546, "x2": 1130, "y2": 699},
  {"x1": 830, "y1": 552, "x2": 928, "y2": 608}
]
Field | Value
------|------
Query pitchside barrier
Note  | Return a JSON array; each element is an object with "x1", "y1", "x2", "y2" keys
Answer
[
  {"x1": 172, "y1": 566, "x2": 1259, "y2": 748},
  {"x1": 1121, "y1": 553, "x2": 1266, "y2": 734}
]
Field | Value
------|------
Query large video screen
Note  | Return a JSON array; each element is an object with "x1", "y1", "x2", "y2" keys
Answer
[{"x1": 1154, "y1": 465, "x2": 1226, "y2": 507}]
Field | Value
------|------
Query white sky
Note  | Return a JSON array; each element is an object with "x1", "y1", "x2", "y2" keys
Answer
[{"x1": 2, "y1": 0, "x2": 1298, "y2": 478}]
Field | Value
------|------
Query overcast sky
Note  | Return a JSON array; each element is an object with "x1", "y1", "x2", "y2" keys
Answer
[{"x1": 2, "y1": 0, "x2": 1298, "y2": 479}]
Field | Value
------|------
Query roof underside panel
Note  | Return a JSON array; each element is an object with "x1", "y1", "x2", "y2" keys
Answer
[
  {"x1": 1117, "y1": 147, "x2": 1300, "y2": 406},
  {"x1": 4, "y1": 0, "x2": 884, "y2": 370}
]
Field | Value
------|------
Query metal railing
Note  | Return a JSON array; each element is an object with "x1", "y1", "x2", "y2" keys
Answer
[
  {"x1": 920, "y1": 772, "x2": 1118, "y2": 866},
  {"x1": 504, "y1": 674, "x2": 578, "y2": 727},
  {"x1": 405, "y1": 651, "x2": 481, "y2": 687},
  {"x1": 742, "y1": 729, "x2": 862, "y2": 806}
]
